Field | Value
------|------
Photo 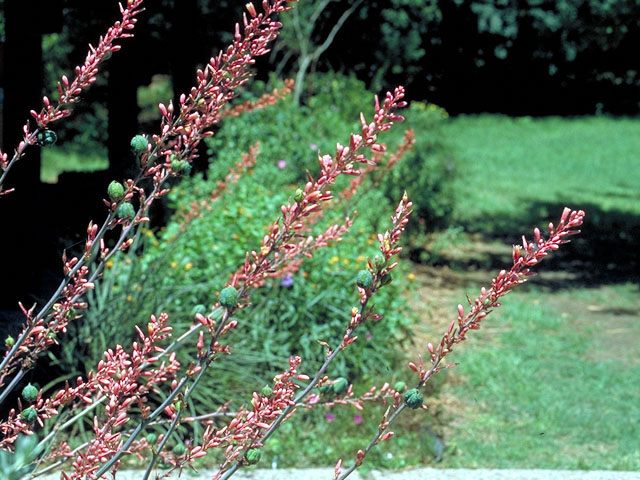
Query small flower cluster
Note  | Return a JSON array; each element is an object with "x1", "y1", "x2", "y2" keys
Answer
[
  {"x1": 188, "y1": 356, "x2": 307, "y2": 479},
  {"x1": 412, "y1": 207, "x2": 586, "y2": 381},
  {"x1": 0, "y1": 313, "x2": 179, "y2": 461},
  {"x1": 339, "y1": 129, "x2": 416, "y2": 203},
  {"x1": 220, "y1": 79, "x2": 295, "y2": 118}
]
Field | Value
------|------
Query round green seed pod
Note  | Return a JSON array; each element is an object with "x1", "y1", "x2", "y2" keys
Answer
[
  {"x1": 380, "y1": 274, "x2": 392, "y2": 286},
  {"x1": 130, "y1": 135, "x2": 148, "y2": 156},
  {"x1": 294, "y1": 188, "x2": 305, "y2": 203},
  {"x1": 116, "y1": 202, "x2": 136, "y2": 220},
  {"x1": 21, "y1": 407, "x2": 37, "y2": 422},
  {"x1": 245, "y1": 448, "x2": 261, "y2": 465},
  {"x1": 192, "y1": 304, "x2": 207, "y2": 315},
  {"x1": 146, "y1": 433, "x2": 158, "y2": 444},
  {"x1": 36, "y1": 129, "x2": 57, "y2": 147},
  {"x1": 172, "y1": 443, "x2": 186, "y2": 456},
  {"x1": 5, "y1": 336, "x2": 15, "y2": 347},
  {"x1": 171, "y1": 159, "x2": 191, "y2": 174},
  {"x1": 21, "y1": 384, "x2": 38, "y2": 403},
  {"x1": 374, "y1": 255, "x2": 386, "y2": 270},
  {"x1": 404, "y1": 388, "x2": 423, "y2": 409},
  {"x1": 393, "y1": 381, "x2": 406, "y2": 392},
  {"x1": 332, "y1": 377, "x2": 349, "y2": 395},
  {"x1": 319, "y1": 384, "x2": 333, "y2": 395},
  {"x1": 107, "y1": 181, "x2": 125, "y2": 202},
  {"x1": 219, "y1": 286, "x2": 239, "y2": 309},
  {"x1": 260, "y1": 385, "x2": 273, "y2": 397},
  {"x1": 356, "y1": 270, "x2": 374, "y2": 290}
]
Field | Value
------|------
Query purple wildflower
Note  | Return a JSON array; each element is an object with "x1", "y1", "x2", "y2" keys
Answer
[{"x1": 281, "y1": 274, "x2": 294, "y2": 288}]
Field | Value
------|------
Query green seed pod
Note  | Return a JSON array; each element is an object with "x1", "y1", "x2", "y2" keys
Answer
[
  {"x1": 332, "y1": 377, "x2": 349, "y2": 395},
  {"x1": 380, "y1": 273, "x2": 392, "y2": 286},
  {"x1": 192, "y1": 304, "x2": 207, "y2": 315},
  {"x1": 130, "y1": 135, "x2": 148, "y2": 156},
  {"x1": 172, "y1": 443, "x2": 186, "y2": 456},
  {"x1": 393, "y1": 381, "x2": 406, "y2": 392},
  {"x1": 171, "y1": 159, "x2": 191, "y2": 174},
  {"x1": 245, "y1": 448, "x2": 261, "y2": 465},
  {"x1": 36, "y1": 129, "x2": 57, "y2": 147},
  {"x1": 219, "y1": 286, "x2": 239, "y2": 309},
  {"x1": 404, "y1": 388, "x2": 423, "y2": 409},
  {"x1": 21, "y1": 384, "x2": 38, "y2": 403},
  {"x1": 356, "y1": 270, "x2": 374, "y2": 290},
  {"x1": 5, "y1": 336, "x2": 15, "y2": 347},
  {"x1": 116, "y1": 202, "x2": 136, "y2": 220},
  {"x1": 374, "y1": 255, "x2": 385, "y2": 270},
  {"x1": 260, "y1": 385, "x2": 273, "y2": 397},
  {"x1": 21, "y1": 407, "x2": 37, "y2": 422},
  {"x1": 294, "y1": 188, "x2": 305, "y2": 203},
  {"x1": 146, "y1": 433, "x2": 158, "y2": 444},
  {"x1": 319, "y1": 384, "x2": 333, "y2": 395},
  {"x1": 107, "y1": 181, "x2": 125, "y2": 202}
]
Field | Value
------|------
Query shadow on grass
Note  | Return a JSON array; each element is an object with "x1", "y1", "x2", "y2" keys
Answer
[{"x1": 428, "y1": 201, "x2": 640, "y2": 289}]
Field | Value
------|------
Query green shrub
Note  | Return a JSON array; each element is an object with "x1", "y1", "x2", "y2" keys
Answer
[{"x1": 63, "y1": 78, "x2": 421, "y2": 420}]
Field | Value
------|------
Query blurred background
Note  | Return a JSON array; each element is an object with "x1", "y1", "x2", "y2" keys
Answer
[{"x1": 0, "y1": 0, "x2": 638, "y2": 473}]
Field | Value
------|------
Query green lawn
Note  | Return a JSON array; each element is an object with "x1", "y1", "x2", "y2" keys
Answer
[
  {"x1": 41, "y1": 147, "x2": 108, "y2": 183},
  {"x1": 438, "y1": 285, "x2": 640, "y2": 470},
  {"x1": 442, "y1": 115, "x2": 640, "y2": 230}
]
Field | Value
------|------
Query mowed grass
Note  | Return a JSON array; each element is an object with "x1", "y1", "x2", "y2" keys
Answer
[
  {"x1": 442, "y1": 115, "x2": 640, "y2": 229},
  {"x1": 436, "y1": 284, "x2": 640, "y2": 470},
  {"x1": 41, "y1": 147, "x2": 108, "y2": 183}
]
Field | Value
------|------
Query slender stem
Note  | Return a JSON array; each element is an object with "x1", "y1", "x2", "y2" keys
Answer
[
  {"x1": 218, "y1": 297, "x2": 371, "y2": 480},
  {"x1": 0, "y1": 370, "x2": 24, "y2": 405},
  {"x1": 335, "y1": 359, "x2": 442, "y2": 480},
  {"x1": 335, "y1": 404, "x2": 406, "y2": 480},
  {"x1": 141, "y1": 409, "x2": 181, "y2": 480}
]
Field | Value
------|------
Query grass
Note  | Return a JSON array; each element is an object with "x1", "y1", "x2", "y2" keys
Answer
[
  {"x1": 41, "y1": 146, "x2": 108, "y2": 183},
  {"x1": 442, "y1": 115, "x2": 640, "y2": 230},
  {"x1": 436, "y1": 284, "x2": 640, "y2": 470}
]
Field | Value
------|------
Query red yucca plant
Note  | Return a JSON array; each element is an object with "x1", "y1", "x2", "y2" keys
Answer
[{"x1": 0, "y1": 1, "x2": 585, "y2": 479}]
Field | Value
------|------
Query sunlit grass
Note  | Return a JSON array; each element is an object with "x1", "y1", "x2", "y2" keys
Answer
[
  {"x1": 443, "y1": 115, "x2": 640, "y2": 229},
  {"x1": 41, "y1": 147, "x2": 108, "y2": 183},
  {"x1": 437, "y1": 286, "x2": 640, "y2": 470}
]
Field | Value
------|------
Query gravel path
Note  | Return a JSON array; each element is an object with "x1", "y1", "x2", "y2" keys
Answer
[{"x1": 38, "y1": 468, "x2": 640, "y2": 480}]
